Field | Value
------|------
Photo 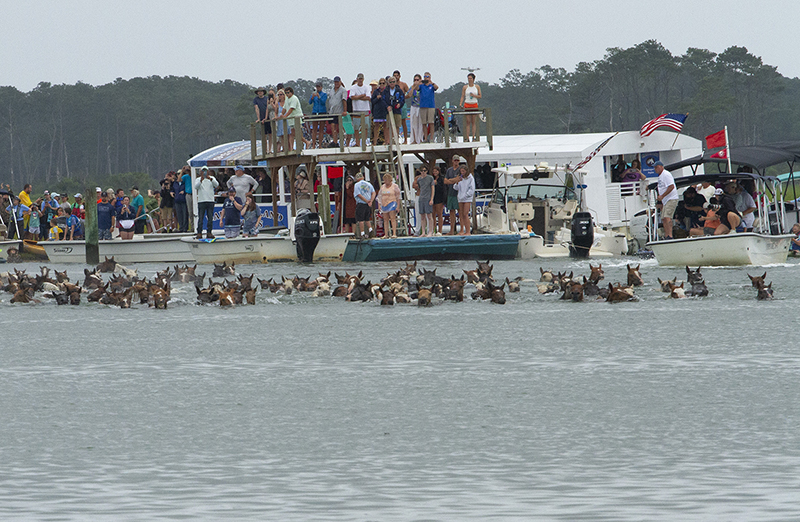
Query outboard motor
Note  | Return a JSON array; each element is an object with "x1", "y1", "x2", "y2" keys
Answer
[
  {"x1": 294, "y1": 208, "x2": 321, "y2": 262},
  {"x1": 569, "y1": 211, "x2": 594, "y2": 258}
]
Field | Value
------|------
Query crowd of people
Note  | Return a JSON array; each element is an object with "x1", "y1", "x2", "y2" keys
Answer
[
  {"x1": 254, "y1": 71, "x2": 483, "y2": 150},
  {"x1": 654, "y1": 161, "x2": 769, "y2": 239}
]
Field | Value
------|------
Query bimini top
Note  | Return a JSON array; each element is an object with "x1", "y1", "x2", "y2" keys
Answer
[
  {"x1": 665, "y1": 145, "x2": 796, "y2": 175},
  {"x1": 188, "y1": 141, "x2": 264, "y2": 168}
]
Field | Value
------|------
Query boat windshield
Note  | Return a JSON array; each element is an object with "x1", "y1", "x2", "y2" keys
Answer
[{"x1": 505, "y1": 184, "x2": 571, "y2": 202}]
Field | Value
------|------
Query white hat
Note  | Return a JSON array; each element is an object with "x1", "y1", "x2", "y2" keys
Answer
[
  {"x1": 51, "y1": 192, "x2": 60, "y2": 198},
  {"x1": 714, "y1": 188, "x2": 723, "y2": 195},
  {"x1": 96, "y1": 186, "x2": 102, "y2": 192},
  {"x1": 74, "y1": 193, "x2": 82, "y2": 198}
]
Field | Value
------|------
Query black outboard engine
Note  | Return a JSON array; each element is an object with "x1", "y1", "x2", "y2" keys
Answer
[
  {"x1": 569, "y1": 211, "x2": 594, "y2": 258},
  {"x1": 294, "y1": 208, "x2": 321, "y2": 262}
]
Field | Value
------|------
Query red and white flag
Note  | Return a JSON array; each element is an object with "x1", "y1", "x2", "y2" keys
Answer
[
  {"x1": 710, "y1": 148, "x2": 728, "y2": 159},
  {"x1": 705, "y1": 130, "x2": 727, "y2": 149}
]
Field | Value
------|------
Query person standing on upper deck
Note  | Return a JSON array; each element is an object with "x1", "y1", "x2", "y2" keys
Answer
[
  {"x1": 349, "y1": 74, "x2": 372, "y2": 147},
  {"x1": 386, "y1": 76, "x2": 405, "y2": 143},
  {"x1": 254, "y1": 87, "x2": 270, "y2": 137},
  {"x1": 309, "y1": 82, "x2": 328, "y2": 148},
  {"x1": 411, "y1": 72, "x2": 438, "y2": 143},
  {"x1": 393, "y1": 71, "x2": 410, "y2": 144},
  {"x1": 326, "y1": 76, "x2": 347, "y2": 146},
  {"x1": 279, "y1": 87, "x2": 304, "y2": 150},
  {"x1": 655, "y1": 160, "x2": 678, "y2": 240},
  {"x1": 406, "y1": 74, "x2": 423, "y2": 144},
  {"x1": 459, "y1": 73, "x2": 482, "y2": 142}
]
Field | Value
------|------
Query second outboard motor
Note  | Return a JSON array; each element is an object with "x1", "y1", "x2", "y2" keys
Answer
[
  {"x1": 294, "y1": 209, "x2": 321, "y2": 262},
  {"x1": 569, "y1": 211, "x2": 594, "y2": 258}
]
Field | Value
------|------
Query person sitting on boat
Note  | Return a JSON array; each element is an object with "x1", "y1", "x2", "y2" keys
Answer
[
  {"x1": 713, "y1": 186, "x2": 741, "y2": 235},
  {"x1": 789, "y1": 223, "x2": 800, "y2": 255},
  {"x1": 681, "y1": 186, "x2": 707, "y2": 232},
  {"x1": 690, "y1": 197, "x2": 721, "y2": 236},
  {"x1": 655, "y1": 161, "x2": 678, "y2": 240},
  {"x1": 621, "y1": 159, "x2": 646, "y2": 182},
  {"x1": 220, "y1": 187, "x2": 244, "y2": 239},
  {"x1": 731, "y1": 182, "x2": 756, "y2": 232}
]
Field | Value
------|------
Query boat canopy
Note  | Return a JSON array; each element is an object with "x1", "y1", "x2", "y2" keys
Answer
[
  {"x1": 666, "y1": 146, "x2": 796, "y2": 175},
  {"x1": 188, "y1": 140, "x2": 264, "y2": 168}
]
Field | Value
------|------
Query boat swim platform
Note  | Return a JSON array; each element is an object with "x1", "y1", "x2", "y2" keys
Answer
[{"x1": 342, "y1": 233, "x2": 520, "y2": 263}]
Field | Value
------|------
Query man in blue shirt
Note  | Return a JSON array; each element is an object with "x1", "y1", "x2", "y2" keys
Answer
[
  {"x1": 180, "y1": 167, "x2": 194, "y2": 233},
  {"x1": 309, "y1": 82, "x2": 328, "y2": 148},
  {"x1": 414, "y1": 72, "x2": 438, "y2": 142},
  {"x1": 96, "y1": 192, "x2": 117, "y2": 240},
  {"x1": 6, "y1": 196, "x2": 30, "y2": 240}
]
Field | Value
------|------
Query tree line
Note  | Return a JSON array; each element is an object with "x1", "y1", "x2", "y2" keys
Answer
[{"x1": 2, "y1": 40, "x2": 799, "y2": 195}]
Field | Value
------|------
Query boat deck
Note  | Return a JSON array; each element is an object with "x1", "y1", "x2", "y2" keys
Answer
[{"x1": 342, "y1": 234, "x2": 520, "y2": 262}]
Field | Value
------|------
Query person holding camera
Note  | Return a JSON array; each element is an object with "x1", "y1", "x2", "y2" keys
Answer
[
  {"x1": 194, "y1": 166, "x2": 219, "y2": 239},
  {"x1": 219, "y1": 187, "x2": 244, "y2": 239},
  {"x1": 410, "y1": 72, "x2": 438, "y2": 143}
]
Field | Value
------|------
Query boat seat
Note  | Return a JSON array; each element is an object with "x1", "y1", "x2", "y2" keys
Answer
[
  {"x1": 552, "y1": 200, "x2": 578, "y2": 221},
  {"x1": 512, "y1": 202, "x2": 534, "y2": 222}
]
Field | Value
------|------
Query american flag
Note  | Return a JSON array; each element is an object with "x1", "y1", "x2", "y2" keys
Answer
[
  {"x1": 571, "y1": 132, "x2": 618, "y2": 173},
  {"x1": 640, "y1": 113, "x2": 688, "y2": 137}
]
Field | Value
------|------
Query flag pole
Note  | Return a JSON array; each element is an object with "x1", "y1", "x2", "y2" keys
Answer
[
  {"x1": 723, "y1": 125, "x2": 732, "y2": 174},
  {"x1": 670, "y1": 112, "x2": 688, "y2": 149}
]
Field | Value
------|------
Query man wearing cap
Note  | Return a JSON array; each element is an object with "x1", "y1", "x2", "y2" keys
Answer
[
  {"x1": 326, "y1": 76, "x2": 347, "y2": 146},
  {"x1": 309, "y1": 82, "x2": 328, "y2": 148},
  {"x1": 655, "y1": 160, "x2": 678, "y2": 240},
  {"x1": 409, "y1": 72, "x2": 438, "y2": 142},
  {"x1": 130, "y1": 187, "x2": 146, "y2": 234},
  {"x1": 159, "y1": 172, "x2": 175, "y2": 231},
  {"x1": 279, "y1": 87, "x2": 304, "y2": 148},
  {"x1": 227, "y1": 166, "x2": 258, "y2": 203},
  {"x1": 41, "y1": 191, "x2": 59, "y2": 240},
  {"x1": 194, "y1": 166, "x2": 219, "y2": 239},
  {"x1": 349, "y1": 74, "x2": 371, "y2": 147},
  {"x1": 219, "y1": 187, "x2": 244, "y2": 239},
  {"x1": 254, "y1": 87, "x2": 270, "y2": 137},
  {"x1": 96, "y1": 191, "x2": 117, "y2": 240},
  {"x1": 5, "y1": 195, "x2": 30, "y2": 240},
  {"x1": 96, "y1": 187, "x2": 103, "y2": 204},
  {"x1": 71, "y1": 193, "x2": 85, "y2": 220}
]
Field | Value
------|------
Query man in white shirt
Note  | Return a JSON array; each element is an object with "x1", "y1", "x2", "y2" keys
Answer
[
  {"x1": 655, "y1": 161, "x2": 678, "y2": 239},
  {"x1": 227, "y1": 166, "x2": 258, "y2": 203},
  {"x1": 348, "y1": 73, "x2": 371, "y2": 147}
]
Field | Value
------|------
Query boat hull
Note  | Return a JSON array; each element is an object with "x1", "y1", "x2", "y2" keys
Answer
[
  {"x1": 648, "y1": 233, "x2": 792, "y2": 266},
  {"x1": 342, "y1": 234, "x2": 520, "y2": 262},
  {"x1": 41, "y1": 237, "x2": 194, "y2": 264},
  {"x1": 182, "y1": 234, "x2": 351, "y2": 264},
  {"x1": 0, "y1": 240, "x2": 22, "y2": 261}
]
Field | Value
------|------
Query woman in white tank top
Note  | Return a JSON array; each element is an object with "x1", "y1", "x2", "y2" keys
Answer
[{"x1": 459, "y1": 73, "x2": 482, "y2": 142}]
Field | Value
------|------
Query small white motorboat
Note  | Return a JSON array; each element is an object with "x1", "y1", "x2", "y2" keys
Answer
[{"x1": 40, "y1": 235, "x2": 194, "y2": 264}]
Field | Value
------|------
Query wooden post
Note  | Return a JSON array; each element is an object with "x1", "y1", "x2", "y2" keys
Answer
[
  {"x1": 360, "y1": 114, "x2": 367, "y2": 152},
  {"x1": 444, "y1": 109, "x2": 451, "y2": 147},
  {"x1": 338, "y1": 115, "x2": 345, "y2": 152},
  {"x1": 484, "y1": 107, "x2": 493, "y2": 150},
  {"x1": 84, "y1": 187, "x2": 99, "y2": 265},
  {"x1": 250, "y1": 123, "x2": 258, "y2": 160},
  {"x1": 288, "y1": 164, "x2": 298, "y2": 218},
  {"x1": 318, "y1": 185, "x2": 331, "y2": 234},
  {"x1": 270, "y1": 166, "x2": 280, "y2": 228}
]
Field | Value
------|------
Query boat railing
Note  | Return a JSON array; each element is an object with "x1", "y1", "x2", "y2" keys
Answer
[{"x1": 248, "y1": 107, "x2": 494, "y2": 161}]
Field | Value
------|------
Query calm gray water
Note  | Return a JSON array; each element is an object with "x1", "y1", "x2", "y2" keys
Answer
[{"x1": 2, "y1": 258, "x2": 800, "y2": 521}]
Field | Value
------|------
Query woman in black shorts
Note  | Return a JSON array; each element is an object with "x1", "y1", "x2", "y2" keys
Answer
[{"x1": 432, "y1": 166, "x2": 446, "y2": 234}]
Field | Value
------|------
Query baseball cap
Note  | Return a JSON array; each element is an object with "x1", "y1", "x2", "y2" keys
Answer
[
  {"x1": 74, "y1": 193, "x2": 82, "y2": 198},
  {"x1": 357, "y1": 73, "x2": 364, "y2": 79},
  {"x1": 96, "y1": 186, "x2": 102, "y2": 192},
  {"x1": 333, "y1": 76, "x2": 341, "y2": 82},
  {"x1": 235, "y1": 165, "x2": 244, "y2": 172},
  {"x1": 654, "y1": 160, "x2": 664, "y2": 167},
  {"x1": 228, "y1": 187, "x2": 236, "y2": 193},
  {"x1": 201, "y1": 166, "x2": 209, "y2": 171},
  {"x1": 51, "y1": 192, "x2": 60, "y2": 198},
  {"x1": 43, "y1": 190, "x2": 50, "y2": 194}
]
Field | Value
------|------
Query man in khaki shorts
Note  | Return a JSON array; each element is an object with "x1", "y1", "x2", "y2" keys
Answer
[
  {"x1": 655, "y1": 160, "x2": 678, "y2": 240},
  {"x1": 413, "y1": 71, "x2": 438, "y2": 142}
]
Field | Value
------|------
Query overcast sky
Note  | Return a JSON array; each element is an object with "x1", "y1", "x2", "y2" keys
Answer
[{"x1": 3, "y1": 0, "x2": 799, "y2": 92}]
